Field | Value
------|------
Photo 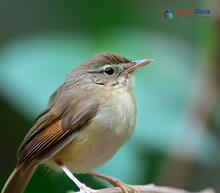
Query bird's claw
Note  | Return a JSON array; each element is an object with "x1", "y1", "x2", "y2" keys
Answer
[
  {"x1": 113, "y1": 181, "x2": 139, "y2": 193},
  {"x1": 79, "y1": 184, "x2": 97, "y2": 193}
]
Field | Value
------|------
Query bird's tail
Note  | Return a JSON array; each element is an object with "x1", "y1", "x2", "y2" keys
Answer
[{"x1": 1, "y1": 165, "x2": 36, "y2": 193}]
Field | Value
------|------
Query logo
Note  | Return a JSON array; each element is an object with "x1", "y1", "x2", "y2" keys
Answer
[
  {"x1": 163, "y1": 8, "x2": 211, "y2": 19},
  {"x1": 163, "y1": 9, "x2": 174, "y2": 19}
]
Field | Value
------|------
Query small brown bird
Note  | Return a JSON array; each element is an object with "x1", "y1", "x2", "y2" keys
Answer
[{"x1": 1, "y1": 52, "x2": 152, "y2": 193}]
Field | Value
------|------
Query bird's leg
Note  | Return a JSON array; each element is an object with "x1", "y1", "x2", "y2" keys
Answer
[
  {"x1": 88, "y1": 171, "x2": 139, "y2": 193},
  {"x1": 55, "y1": 160, "x2": 96, "y2": 193}
]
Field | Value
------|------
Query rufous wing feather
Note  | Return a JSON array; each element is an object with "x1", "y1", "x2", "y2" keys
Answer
[{"x1": 17, "y1": 90, "x2": 99, "y2": 165}]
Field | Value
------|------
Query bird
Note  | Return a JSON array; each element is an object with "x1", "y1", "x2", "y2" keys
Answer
[{"x1": 1, "y1": 52, "x2": 153, "y2": 193}]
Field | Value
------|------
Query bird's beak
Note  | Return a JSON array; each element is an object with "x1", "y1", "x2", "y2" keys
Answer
[{"x1": 125, "y1": 58, "x2": 154, "y2": 74}]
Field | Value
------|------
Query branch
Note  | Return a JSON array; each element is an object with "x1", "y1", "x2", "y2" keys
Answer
[{"x1": 69, "y1": 184, "x2": 215, "y2": 193}]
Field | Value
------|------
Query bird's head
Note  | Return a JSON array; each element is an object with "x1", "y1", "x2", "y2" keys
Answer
[{"x1": 66, "y1": 52, "x2": 153, "y2": 91}]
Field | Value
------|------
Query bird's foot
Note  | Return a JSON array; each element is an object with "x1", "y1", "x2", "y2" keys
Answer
[
  {"x1": 88, "y1": 172, "x2": 139, "y2": 193},
  {"x1": 78, "y1": 183, "x2": 97, "y2": 193},
  {"x1": 56, "y1": 161, "x2": 97, "y2": 193},
  {"x1": 67, "y1": 184, "x2": 97, "y2": 193},
  {"x1": 112, "y1": 180, "x2": 139, "y2": 193}
]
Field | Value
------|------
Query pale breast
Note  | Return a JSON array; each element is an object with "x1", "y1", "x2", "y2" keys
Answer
[{"x1": 49, "y1": 88, "x2": 136, "y2": 173}]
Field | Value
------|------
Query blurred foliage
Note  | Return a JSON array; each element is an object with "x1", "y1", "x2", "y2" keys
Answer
[{"x1": 0, "y1": 0, "x2": 220, "y2": 192}]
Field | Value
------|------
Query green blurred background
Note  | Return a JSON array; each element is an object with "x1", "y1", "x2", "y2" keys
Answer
[{"x1": 0, "y1": 0, "x2": 220, "y2": 192}]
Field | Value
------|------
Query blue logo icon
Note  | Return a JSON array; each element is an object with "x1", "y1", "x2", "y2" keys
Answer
[{"x1": 163, "y1": 9, "x2": 174, "y2": 19}]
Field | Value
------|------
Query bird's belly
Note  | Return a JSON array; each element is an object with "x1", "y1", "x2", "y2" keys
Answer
[
  {"x1": 50, "y1": 122, "x2": 130, "y2": 173},
  {"x1": 68, "y1": 137, "x2": 116, "y2": 172}
]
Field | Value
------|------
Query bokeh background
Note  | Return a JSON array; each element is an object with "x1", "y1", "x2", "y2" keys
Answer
[{"x1": 0, "y1": 0, "x2": 220, "y2": 192}]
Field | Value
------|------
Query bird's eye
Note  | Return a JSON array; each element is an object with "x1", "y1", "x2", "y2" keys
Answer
[{"x1": 104, "y1": 67, "x2": 114, "y2": 75}]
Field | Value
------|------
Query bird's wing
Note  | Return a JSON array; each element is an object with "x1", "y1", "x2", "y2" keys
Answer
[{"x1": 17, "y1": 89, "x2": 99, "y2": 165}]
